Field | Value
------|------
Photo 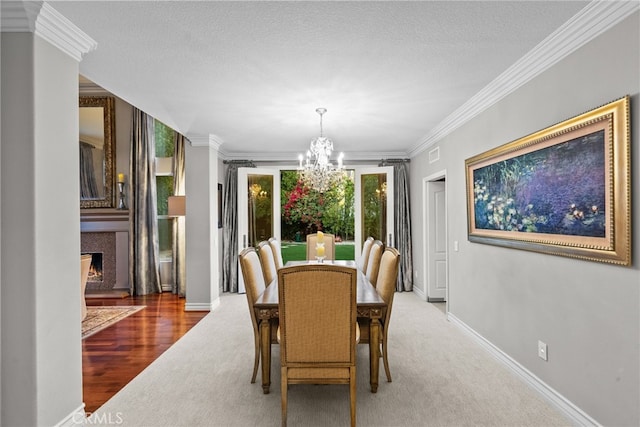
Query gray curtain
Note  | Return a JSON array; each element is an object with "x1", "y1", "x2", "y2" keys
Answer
[
  {"x1": 380, "y1": 159, "x2": 413, "y2": 292},
  {"x1": 172, "y1": 133, "x2": 186, "y2": 297},
  {"x1": 129, "y1": 108, "x2": 162, "y2": 296},
  {"x1": 222, "y1": 160, "x2": 255, "y2": 293},
  {"x1": 79, "y1": 142, "x2": 99, "y2": 199}
]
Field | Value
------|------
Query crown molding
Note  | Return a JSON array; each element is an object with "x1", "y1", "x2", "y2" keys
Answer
[
  {"x1": 79, "y1": 82, "x2": 110, "y2": 96},
  {"x1": 1, "y1": 1, "x2": 97, "y2": 61},
  {"x1": 408, "y1": 0, "x2": 640, "y2": 158},
  {"x1": 220, "y1": 150, "x2": 407, "y2": 163},
  {"x1": 187, "y1": 134, "x2": 224, "y2": 151}
]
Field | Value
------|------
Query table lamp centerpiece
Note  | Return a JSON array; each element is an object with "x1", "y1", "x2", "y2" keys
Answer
[{"x1": 316, "y1": 231, "x2": 325, "y2": 263}]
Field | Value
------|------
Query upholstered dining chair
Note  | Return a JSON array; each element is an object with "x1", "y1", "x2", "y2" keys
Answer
[
  {"x1": 80, "y1": 254, "x2": 92, "y2": 321},
  {"x1": 306, "y1": 232, "x2": 335, "y2": 260},
  {"x1": 258, "y1": 240, "x2": 278, "y2": 285},
  {"x1": 278, "y1": 264, "x2": 358, "y2": 427},
  {"x1": 357, "y1": 236, "x2": 375, "y2": 273},
  {"x1": 268, "y1": 237, "x2": 284, "y2": 269},
  {"x1": 365, "y1": 240, "x2": 384, "y2": 287},
  {"x1": 375, "y1": 247, "x2": 401, "y2": 382},
  {"x1": 239, "y1": 247, "x2": 267, "y2": 383}
]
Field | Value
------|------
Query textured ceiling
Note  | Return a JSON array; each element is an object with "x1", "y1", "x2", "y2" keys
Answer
[{"x1": 52, "y1": 1, "x2": 590, "y2": 161}]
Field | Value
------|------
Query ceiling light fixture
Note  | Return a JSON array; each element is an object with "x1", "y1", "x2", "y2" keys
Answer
[{"x1": 297, "y1": 108, "x2": 344, "y2": 193}]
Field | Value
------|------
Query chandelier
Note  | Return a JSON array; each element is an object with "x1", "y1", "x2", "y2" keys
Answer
[{"x1": 297, "y1": 108, "x2": 344, "y2": 193}]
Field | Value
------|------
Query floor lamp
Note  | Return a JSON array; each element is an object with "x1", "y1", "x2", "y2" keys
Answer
[{"x1": 167, "y1": 196, "x2": 186, "y2": 294}]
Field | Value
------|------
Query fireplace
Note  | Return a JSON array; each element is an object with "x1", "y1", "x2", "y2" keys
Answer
[
  {"x1": 81, "y1": 233, "x2": 115, "y2": 290},
  {"x1": 83, "y1": 252, "x2": 104, "y2": 283},
  {"x1": 80, "y1": 210, "x2": 129, "y2": 291}
]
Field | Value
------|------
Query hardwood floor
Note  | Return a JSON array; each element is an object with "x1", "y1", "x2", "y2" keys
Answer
[{"x1": 83, "y1": 293, "x2": 208, "y2": 413}]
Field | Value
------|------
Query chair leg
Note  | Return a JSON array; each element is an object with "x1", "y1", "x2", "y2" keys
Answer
[
  {"x1": 382, "y1": 331, "x2": 392, "y2": 382},
  {"x1": 251, "y1": 331, "x2": 260, "y2": 383},
  {"x1": 281, "y1": 368, "x2": 288, "y2": 427},
  {"x1": 350, "y1": 367, "x2": 357, "y2": 427}
]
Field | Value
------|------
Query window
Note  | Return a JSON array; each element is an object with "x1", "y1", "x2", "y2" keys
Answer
[{"x1": 154, "y1": 120, "x2": 175, "y2": 261}]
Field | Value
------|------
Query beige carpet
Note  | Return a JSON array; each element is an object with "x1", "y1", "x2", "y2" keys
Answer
[
  {"x1": 82, "y1": 306, "x2": 145, "y2": 339},
  {"x1": 88, "y1": 293, "x2": 570, "y2": 426}
]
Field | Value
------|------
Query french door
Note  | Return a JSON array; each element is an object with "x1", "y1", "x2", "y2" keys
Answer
[
  {"x1": 237, "y1": 168, "x2": 281, "y2": 293},
  {"x1": 354, "y1": 166, "x2": 394, "y2": 260}
]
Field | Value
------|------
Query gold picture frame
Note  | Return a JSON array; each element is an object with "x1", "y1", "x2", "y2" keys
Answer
[
  {"x1": 465, "y1": 96, "x2": 630, "y2": 266},
  {"x1": 80, "y1": 96, "x2": 116, "y2": 208}
]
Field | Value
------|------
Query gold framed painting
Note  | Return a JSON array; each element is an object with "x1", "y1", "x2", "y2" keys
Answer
[{"x1": 465, "y1": 96, "x2": 630, "y2": 266}]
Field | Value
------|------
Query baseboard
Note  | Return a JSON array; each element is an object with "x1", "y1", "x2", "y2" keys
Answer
[
  {"x1": 185, "y1": 296, "x2": 220, "y2": 312},
  {"x1": 54, "y1": 403, "x2": 85, "y2": 427},
  {"x1": 447, "y1": 313, "x2": 601, "y2": 427},
  {"x1": 412, "y1": 285, "x2": 426, "y2": 300}
]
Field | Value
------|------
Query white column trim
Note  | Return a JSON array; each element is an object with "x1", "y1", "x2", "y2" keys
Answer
[
  {"x1": 1, "y1": 1, "x2": 97, "y2": 61},
  {"x1": 187, "y1": 134, "x2": 224, "y2": 151},
  {"x1": 185, "y1": 297, "x2": 220, "y2": 312}
]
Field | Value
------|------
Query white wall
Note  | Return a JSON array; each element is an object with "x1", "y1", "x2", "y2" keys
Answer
[
  {"x1": 1, "y1": 33, "x2": 84, "y2": 425},
  {"x1": 410, "y1": 13, "x2": 639, "y2": 426}
]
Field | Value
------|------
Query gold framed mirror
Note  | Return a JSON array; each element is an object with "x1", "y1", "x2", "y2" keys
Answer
[{"x1": 80, "y1": 96, "x2": 115, "y2": 208}]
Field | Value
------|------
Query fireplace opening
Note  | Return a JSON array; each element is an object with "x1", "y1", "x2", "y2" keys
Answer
[{"x1": 83, "y1": 252, "x2": 104, "y2": 283}]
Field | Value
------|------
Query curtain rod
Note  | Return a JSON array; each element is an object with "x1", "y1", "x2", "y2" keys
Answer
[
  {"x1": 379, "y1": 158, "x2": 411, "y2": 164},
  {"x1": 223, "y1": 159, "x2": 255, "y2": 164}
]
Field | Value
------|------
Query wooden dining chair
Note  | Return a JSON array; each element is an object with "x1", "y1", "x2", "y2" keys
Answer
[
  {"x1": 268, "y1": 237, "x2": 284, "y2": 269},
  {"x1": 258, "y1": 240, "x2": 278, "y2": 285},
  {"x1": 239, "y1": 247, "x2": 267, "y2": 383},
  {"x1": 365, "y1": 240, "x2": 384, "y2": 287},
  {"x1": 306, "y1": 232, "x2": 336, "y2": 260},
  {"x1": 278, "y1": 264, "x2": 358, "y2": 427},
  {"x1": 357, "y1": 236, "x2": 375, "y2": 273},
  {"x1": 375, "y1": 247, "x2": 401, "y2": 382}
]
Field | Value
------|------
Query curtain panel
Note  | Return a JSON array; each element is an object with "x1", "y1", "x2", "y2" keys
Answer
[
  {"x1": 79, "y1": 142, "x2": 99, "y2": 199},
  {"x1": 222, "y1": 160, "x2": 255, "y2": 293},
  {"x1": 172, "y1": 133, "x2": 186, "y2": 297},
  {"x1": 380, "y1": 159, "x2": 413, "y2": 292},
  {"x1": 129, "y1": 108, "x2": 162, "y2": 296}
]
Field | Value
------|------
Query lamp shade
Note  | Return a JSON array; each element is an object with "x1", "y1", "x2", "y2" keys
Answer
[{"x1": 168, "y1": 196, "x2": 186, "y2": 217}]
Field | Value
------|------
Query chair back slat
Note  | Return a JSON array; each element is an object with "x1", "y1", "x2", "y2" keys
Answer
[
  {"x1": 357, "y1": 236, "x2": 375, "y2": 272},
  {"x1": 306, "y1": 233, "x2": 336, "y2": 260},
  {"x1": 268, "y1": 237, "x2": 284, "y2": 268},
  {"x1": 376, "y1": 247, "x2": 400, "y2": 306},
  {"x1": 239, "y1": 248, "x2": 266, "y2": 325},
  {"x1": 365, "y1": 240, "x2": 384, "y2": 287},
  {"x1": 258, "y1": 240, "x2": 278, "y2": 285},
  {"x1": 278, "y1": 265, "x2": 357, "y2": 365}
]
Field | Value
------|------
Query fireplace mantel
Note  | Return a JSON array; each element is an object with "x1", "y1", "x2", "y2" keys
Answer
[{"x1": 81, "y1": 209, "x2": 129, "y2": 232}]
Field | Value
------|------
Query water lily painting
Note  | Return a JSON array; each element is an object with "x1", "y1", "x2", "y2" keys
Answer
[{"x1": 465, "y1": 96, "x2": 631, "y2": 266}]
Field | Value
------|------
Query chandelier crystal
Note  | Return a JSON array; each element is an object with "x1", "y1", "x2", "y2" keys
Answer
[{"x1": 297, "y1": 108, "x2": 344, "y2": 193}]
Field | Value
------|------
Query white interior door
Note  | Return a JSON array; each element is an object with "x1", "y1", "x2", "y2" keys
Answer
[
  {"x1": 427, "y1": 180, "x2": 447, "y2": 301},
  {"x1": 354, "y1": 166, "x2": 394, "y2": 260},
  {"x1": 237, "y1": 168, "x2": 280, "y2": 293}
]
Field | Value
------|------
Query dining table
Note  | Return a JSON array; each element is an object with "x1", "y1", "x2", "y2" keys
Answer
[{"x1": 253, "y1": 259, "x2": 387, "y2": 394}]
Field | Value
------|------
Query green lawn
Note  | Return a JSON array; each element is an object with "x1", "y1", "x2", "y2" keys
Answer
[{"x1": 280, "y1": 242, "x2": 355, "y2": 264}]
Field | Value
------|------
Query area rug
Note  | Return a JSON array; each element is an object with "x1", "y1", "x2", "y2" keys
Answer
[{"x1": 82, "y1": 306, "x2": 145, "y2": 339}]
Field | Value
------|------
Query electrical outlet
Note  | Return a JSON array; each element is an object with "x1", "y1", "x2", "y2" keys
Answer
[{"x1": 538, "y1": 340, "x2": 548, "y2": 361}]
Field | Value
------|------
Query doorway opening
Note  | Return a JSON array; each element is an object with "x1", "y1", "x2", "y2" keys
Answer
[{"x1": 423, "y1": 171, "x2": 448, "y2": 308}]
